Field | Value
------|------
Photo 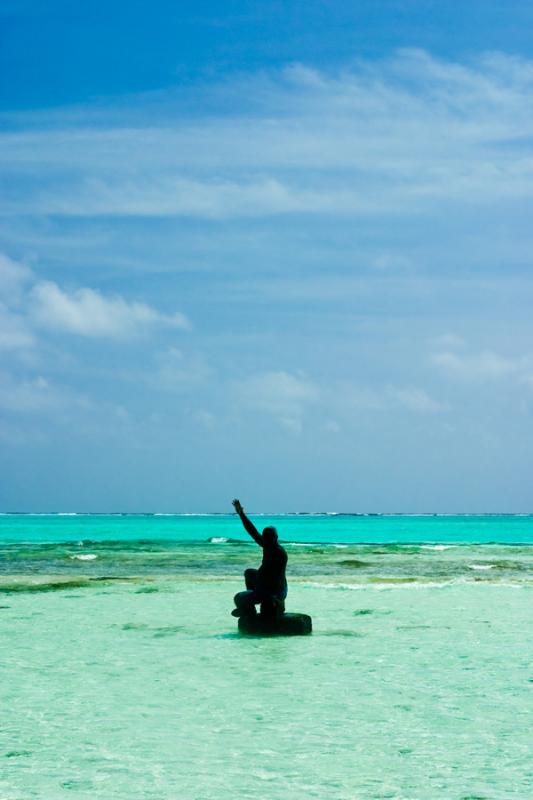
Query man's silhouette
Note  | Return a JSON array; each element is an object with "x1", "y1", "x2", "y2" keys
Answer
[{"x1": 231, "y1": 499, "x2": 288, "y2": 618}]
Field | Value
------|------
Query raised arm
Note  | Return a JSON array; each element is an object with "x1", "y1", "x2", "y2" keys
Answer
[{"x1": 232, "y1": 499, "x2": 263, "y2": 547}]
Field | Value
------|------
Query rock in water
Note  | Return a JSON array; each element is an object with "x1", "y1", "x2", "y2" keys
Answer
[{"x1": 238, "y1": 612, "x2": 312, "y2": 636}]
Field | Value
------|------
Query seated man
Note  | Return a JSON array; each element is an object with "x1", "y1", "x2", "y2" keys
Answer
[{"x1": 231, "y1": 499, "x2": 288, "y2": 618}]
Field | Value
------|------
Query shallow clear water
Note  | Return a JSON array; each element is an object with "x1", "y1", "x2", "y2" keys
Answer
[{"x1": 1, "y1": 515, "x2": 532, "y2": 798}]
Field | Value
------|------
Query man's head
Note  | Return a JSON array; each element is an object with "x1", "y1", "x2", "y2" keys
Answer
[{"x1": 262, "y1": 526, "x2": 278, "y2": 544}]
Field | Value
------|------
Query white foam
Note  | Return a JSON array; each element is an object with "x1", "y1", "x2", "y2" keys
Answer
[
  {"x1": 209, "y1": 537, "x2": 228, "y2": 543},
  {"x1": 286, "y1": 542, "x2": 314, "y2": 547},
  {"x1": 303, "y1": 581, "x2": 359, "y2": 590},
  {"x1": 421, "y1": 545, "x2": 454, "y2": 551},
  {"x1": 468, "y1": 563, "x2": 494, "y2": 570},
  {"x1": 70, "y1": 554, "x2": 97, "y2": 561}
]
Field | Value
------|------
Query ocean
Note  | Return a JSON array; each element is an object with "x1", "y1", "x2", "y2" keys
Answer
[{"x1": 1, "y1": 514, "x2": 532, "y2": 798}]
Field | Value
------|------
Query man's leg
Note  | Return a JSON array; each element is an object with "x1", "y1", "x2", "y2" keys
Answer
[
  {"x1": 232, "y1": 589, "x2": 259, "y2": 617},
  {"x1": 244, "y1": 568, "x2": 259, "y2": 590}
]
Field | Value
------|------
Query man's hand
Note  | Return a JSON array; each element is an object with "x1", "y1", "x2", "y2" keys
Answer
[{"x1": 232, "y1": 498, "x2": 244, "y2": 515}]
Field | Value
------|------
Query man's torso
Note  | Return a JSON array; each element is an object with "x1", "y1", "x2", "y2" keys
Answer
[{"x1": 257, "y1": 544, "x2": 288, "y2": 595}]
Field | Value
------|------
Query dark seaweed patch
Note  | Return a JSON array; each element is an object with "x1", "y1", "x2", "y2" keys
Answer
[
  {"x1": 0, "y1": 578, "x2": 92, "y2": 593},
  {"x1": 121, "y1": 622, "x2": 149, "y2": 631},
  {"x1": 61, "y1": 780, "x2": 94, "y2": 791},
  {"x1": 0, "y1": 576, "x2": 136, "y2": 594},
  {"x1": 396, "y1": 624, "x2": 432, "y2": 630}
]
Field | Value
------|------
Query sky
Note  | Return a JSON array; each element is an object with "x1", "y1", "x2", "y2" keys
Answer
[{"x1": 1, "y1": 1, "x2": 533, "y2": 512}]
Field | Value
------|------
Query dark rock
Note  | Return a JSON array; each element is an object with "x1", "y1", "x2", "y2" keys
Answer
[{"x1": 238, "y1": 612, "x2": 312, "y2": 636}]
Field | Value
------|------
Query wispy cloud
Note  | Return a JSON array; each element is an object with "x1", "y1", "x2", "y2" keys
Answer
[
  {"x1": 431, "y1": 349, "x2": 532, "y2": 381},
  {"x1": 3, "y1": 50, "x2": 533, "y2": 219},
  {"x1": 333, "y1": 382, "x2": 446, "y2": 416},
  {"x1": 0, "y1": 252, "x2": 189, "y2": 342},
  {"x1": 388, "y1": 386, "x2": 447, "y2": 413},
  {"x1": 152, "y1": 346, "x2": 211, "y2": 391},
  {"x1": 19, "y1": 177, "x2": 353, "y2": 219},
  {"x1": 234, "y1": 370, "x2": 445, "y2": 434},
  {"x1": 30, "y1": 281, "x2": 189, "y2": 338},
  {"x1": 236, "y1": 370, "x2": 319, "y2": 432},
  {"x1": 0, "y1": 371, "x2": 90, "y2": 413}
]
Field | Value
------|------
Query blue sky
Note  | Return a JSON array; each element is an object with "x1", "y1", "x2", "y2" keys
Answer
[{"x1": 2, "y1": 1, "x2": 533, "y2": 511}]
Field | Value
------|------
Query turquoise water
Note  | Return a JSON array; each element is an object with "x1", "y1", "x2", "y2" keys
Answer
[
  {"x1": 1, "y1": 515, "x2": 532, "y2": 798},
  {"x1": 1, "y1": 513, "x2": 532, "y2": 591},
  {"x1": 2, "y1": 512, "x2": 533, "y2": 544}
]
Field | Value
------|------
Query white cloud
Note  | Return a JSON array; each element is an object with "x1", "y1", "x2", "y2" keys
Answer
[
  {"x1": 29, "y1": 280, "x2": 189, "y2": 338},
  {"x1": 389, "y1": 386, "x2": 447, "y2": 413},
  {"x1": 237, "y1": 370, "x2": 318, "y2": 422},
  {"x1": 4, "y1": 51, "x2": 533, "y2": 218},
  {"x1": 431, "y1": 349, "x2": 531, "y2": 381},
  {"x1": 429, "y1": 333, "x2": 465, "y2": 349},
  {"x1": 0, "y1": 371, "x2": 89, "y2": 413},
  {"x1": 0, "y1": 250, "x2": 190, "y2": 345},
  {"x1": 334, "y1": 382, "x2": 446, "y2": 415},
  {"x1": 23, "y1": 177, "x2": 345, "y2": 219},
  {"x1": 153, "y1": 346, "x2": 211, "y2": 391}
]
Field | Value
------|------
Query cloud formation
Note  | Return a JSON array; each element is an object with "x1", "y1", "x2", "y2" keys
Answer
[
  {"x1": 0, "y1": 253, "x2": 189, "y2": 344},
  {"x1": 2, "y1": 51, "x2": 533, "y2": 509},
  {"x1": 388, "y1": 386, "x2": 447, "y2": 413},
  {"x1": 236, "y1": 370, "x2": 319, "y2": 431},
  {"x1": 432, "y1": 349, "x2": 533, "y2": 385},
  {"x1": 234, "y1": 371, "x2": 446, "y2": 435},
  {"x1": 152, "y1": 347, "x2": 211, "y2": 391},
  {"x1": 3, "y1": 50, "x2": 533, "y2": 220},
  {"x1": 30, "y1": 281, "x2": 189, "y2": 338},
  {"x1": 0, "y1": 371, "x2": 89, "y2": 414}
]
